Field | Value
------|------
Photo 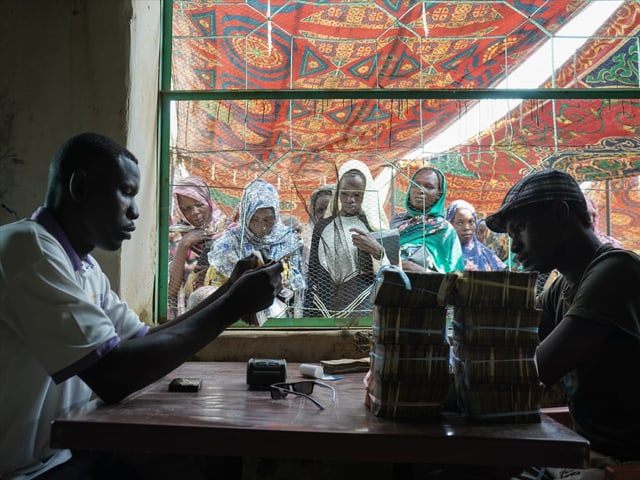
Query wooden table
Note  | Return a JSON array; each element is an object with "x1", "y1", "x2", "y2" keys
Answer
[{"x1": 51, "y1": 362, "x2": 589, "y2": 470}]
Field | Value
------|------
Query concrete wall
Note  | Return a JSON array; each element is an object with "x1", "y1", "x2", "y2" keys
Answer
[
  {"x1": 0, "y1": 0, "x2": 160, "y2": 323},
  {"x1": 0, "y1": 0, "x2": 361, "y2": 362},
  {"x1": 124, "y1": 0, "x2": 161, "y2": 324}
]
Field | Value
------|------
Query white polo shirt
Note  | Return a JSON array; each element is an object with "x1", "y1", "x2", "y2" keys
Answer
[{"x1": 0, "y1": 208, "x2": 148, "y2": 479}]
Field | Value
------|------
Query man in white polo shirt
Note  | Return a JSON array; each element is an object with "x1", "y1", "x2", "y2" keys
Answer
[{"x1": 0, "y1": 132, "x2": 283, "y2": 479}]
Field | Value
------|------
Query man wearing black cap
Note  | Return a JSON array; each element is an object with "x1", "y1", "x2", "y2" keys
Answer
[{"x1": 487, "y1": 169, "x2": 640, "y2": 475}]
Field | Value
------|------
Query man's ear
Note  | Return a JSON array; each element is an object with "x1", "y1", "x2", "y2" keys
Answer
[
  {"x1": 550, "y1": 200, "x2": 571, "y2": 224},
  {"x1": 69, "y1": 170, "x2": 88, "y2": 202}
]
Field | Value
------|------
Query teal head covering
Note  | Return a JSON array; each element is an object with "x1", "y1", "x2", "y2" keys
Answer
[
  {"x1": 404, "y1": 167, "x2": 447, "y2": 219},
  {"x1": 393, "y1": 166, "x2": 464, "y2": 273},
  {"x1": 398, "y1": 167, "x2": 448, "y2": 240}
]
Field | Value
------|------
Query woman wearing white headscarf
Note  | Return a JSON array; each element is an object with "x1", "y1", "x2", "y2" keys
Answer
[
  {"x1": 304, "y1": 160, "x2": 389, "y2": 318},
  {"x1": 208, "y1": 179, "x2": 305, "y2": 305}
]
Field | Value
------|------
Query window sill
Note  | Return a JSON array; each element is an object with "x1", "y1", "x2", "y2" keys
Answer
[{"x1": 194, "y1": 328, "x2": 372, "y2": 363}]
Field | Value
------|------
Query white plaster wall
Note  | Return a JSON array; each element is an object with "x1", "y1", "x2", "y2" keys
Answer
[
  {"x1": 0, "y1": 0, "x2": 159, "y2": 322},
  {"x1": 124, "y1": 0, "x2": 161, "y2": 324}
]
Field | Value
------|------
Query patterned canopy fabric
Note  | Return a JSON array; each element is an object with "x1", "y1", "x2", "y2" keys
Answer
[{"x1": 169, "y1": 1, "x2": 640, "y2": 250}]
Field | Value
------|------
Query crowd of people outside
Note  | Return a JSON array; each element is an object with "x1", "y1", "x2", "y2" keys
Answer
[
  {"x1": 3, "y1": 133, "x2": 635, "y2": 479},
  {"x1": 169, "y1": 163, "x2": 626, "y2": 321}
]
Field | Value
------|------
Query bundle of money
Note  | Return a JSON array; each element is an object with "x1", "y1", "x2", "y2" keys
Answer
[
  {"x1": 452, "y1": 271, "x2": 538, "y2": 309},
  {"x1": 371, "y1": 270, "x2": 453, "y2": 308},
  {"x1": 367, "y1": 271, "x2": 451, "y2": 419},
  {"x1": 451, "y1": 271, "x2": 543, "y2": 423},
  {"x1": 451, "y1": 307, "x2": 541, "y2": 346},
  {"x1": 366, "y1": 374, "x2": 450, "y2": 419},
  {"x1": 372, "y1": 306, "x2": 447, "y2": 345},
  {"x1": 370, "y1": 343, "x2": 450, "y2": 381},
  {"x1": 452, "y1": 343, "x2": 538, "y2": 386},
  {"x1": 454, "y1": 379, "x2": 544, "y2": 424}
]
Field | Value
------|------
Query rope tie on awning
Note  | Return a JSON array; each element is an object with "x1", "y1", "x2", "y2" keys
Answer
[{"x1": 267, "y1": 0, "x2": 272, "y2": 56}]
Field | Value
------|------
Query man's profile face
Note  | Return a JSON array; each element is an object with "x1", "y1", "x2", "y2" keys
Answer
[
  {"x1": 505, "y1": 205, "x2": 559, "y2": 273},
  {"x1": 81, "y1": 154, "x2": 140, "y2": 252}
]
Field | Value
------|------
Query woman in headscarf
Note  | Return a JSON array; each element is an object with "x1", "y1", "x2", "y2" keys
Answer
[
  {"x1": 208, "y1": 179, "x2": 305, "y2": 316},
  {"x1": 168, "y1": 176, "x2": 229, "y2": 319},
  {"x1": 446, "y1": 199, "x2": 505, "y2": 271},
  {"x1": 308, "y1": 184, "x2": 335, "y2": 225},
  {"x1": 390, "y1": 166, "x2": 464, "y2": 273},
  {"x1": 305, "y1": 160, "x2": 389, "y2": 318},
  {"x1": 301, "y1": 184, "x2": 334, "y2": 272}
]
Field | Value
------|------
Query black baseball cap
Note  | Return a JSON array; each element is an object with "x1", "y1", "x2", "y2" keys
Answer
[{"x1": 486, "y1": 169, "x2": 586, "y2": 233}]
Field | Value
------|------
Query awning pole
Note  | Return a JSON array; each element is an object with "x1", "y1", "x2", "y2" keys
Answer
[
  {"x1": 390, "y1": 169, "x2": 396, "y2": 216},
  {"x1": 605, "y1": 179, "x2": 612, "y2": 236}
]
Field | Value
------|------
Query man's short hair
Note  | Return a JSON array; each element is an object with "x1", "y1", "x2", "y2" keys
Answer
[
  {"x1": 486, "y1": 169, "x2": 587, "y2": 233},
  {"x1": 45, "y1": 133, "x2": 138, "y2": 205},
  {"x1": 48, "y1": 132, "x2": 137, "y2": 183}
]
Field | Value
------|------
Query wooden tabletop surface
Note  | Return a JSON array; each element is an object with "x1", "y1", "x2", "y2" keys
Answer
[{"x1": 51, "y1": 361, "x2": 589, "y2": 468}]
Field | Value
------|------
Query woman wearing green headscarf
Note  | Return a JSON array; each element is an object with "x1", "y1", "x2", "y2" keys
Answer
[{"x1": 390, "y1": 166, "x2": 464, "y2": 273}]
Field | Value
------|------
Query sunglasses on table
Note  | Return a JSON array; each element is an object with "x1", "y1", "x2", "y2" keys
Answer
[{"x1": 269, "y1": 381, "x2": 336, "y2": 410}]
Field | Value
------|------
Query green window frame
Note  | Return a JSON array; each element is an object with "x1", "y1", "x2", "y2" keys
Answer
[{"x1": 156, "y1": 0, "x2": 640, "y2": 324}]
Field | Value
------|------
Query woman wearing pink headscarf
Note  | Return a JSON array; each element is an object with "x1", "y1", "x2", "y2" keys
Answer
[{"x1": 168, "y1": 176, "x2": 229, "y2": 319}]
